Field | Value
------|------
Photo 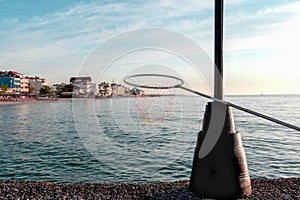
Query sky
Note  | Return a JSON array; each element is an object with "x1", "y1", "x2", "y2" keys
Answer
[{"x1": 0, "y1": 0, "x2": 300, "y2": 95}]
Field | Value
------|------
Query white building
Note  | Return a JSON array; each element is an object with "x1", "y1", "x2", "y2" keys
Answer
[
  {"x1": 70, "y1": 77, "x2": 94, "y2": 97},
  {"x1": 27, "y1": 76, "x2": 50, "y2": 96},
  {"x1": 111, "y1": 83, "x2": 130, "y2": 96},
  {"x1": 20, "y1": 77, "x2": 29, "y2": 94}
]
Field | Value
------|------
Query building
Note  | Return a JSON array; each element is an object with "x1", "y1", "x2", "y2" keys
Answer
[
  {"x1": 90, "y1": 83, "x2": 97, "y2": 96},
  {"x1": 26, "y1": 76, "x2": 50, "y2": 96},
  {"x1": 0, "y1": 71, "x2": 22, "y2": 93},
  {"x1": 54, "y1": 83, "x2": 73, "y2": 97},
  {"x1": 70, "y1": 77, "x2": 93, "y2": 97},
  {"x1": 111, "y1": 83, "x2": 130, "y2": 96},
  {"x1": 20, "y1": 77, "x2": 29, "y2": 94}
]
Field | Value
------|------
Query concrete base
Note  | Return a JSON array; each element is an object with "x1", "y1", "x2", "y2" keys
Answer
[{"x1": 189, "y1": 102, "x2": 251, "y2": 199}]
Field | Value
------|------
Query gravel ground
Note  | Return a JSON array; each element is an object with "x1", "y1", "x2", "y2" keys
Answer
[{"x1": 0, "y1": 178, "x2": 299, "y2": 199}]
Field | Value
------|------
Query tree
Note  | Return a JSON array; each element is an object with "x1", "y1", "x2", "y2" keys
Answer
[
  {"x1": 40, "y1": 85, "x2": 52, "y2": 96},
  {"x1": 29, "y1": 87, "x2": 34, "y2": 94},
  {"x1": 56, "y1": 87, "x2": 62, "y2": 95},
  {"x1": 130, "y1": 87, "x2": 141, "y2": 96},
  {"x1": 27, "y1": 83, "x2": 34, "y2": 94},
  {"x1": 0, "y1": 84, "x2": 8, "y2": 95}
]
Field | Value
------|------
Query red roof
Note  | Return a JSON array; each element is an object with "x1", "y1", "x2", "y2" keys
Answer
[{"x1": 8, "y1": 71, "x2": 21, "y2": 75}]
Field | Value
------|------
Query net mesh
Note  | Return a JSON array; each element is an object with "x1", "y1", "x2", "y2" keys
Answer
[
  {"x1": 124, "y1": 74, "x2": 182, "y2": 124},
  {"x1": 136, "y1": 91, "x2": 177, "y2": 124}
]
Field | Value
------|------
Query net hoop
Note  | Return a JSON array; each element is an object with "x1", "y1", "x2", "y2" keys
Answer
[{"x1": 123, "y1": 74, "x2": 184, "y2": 89}]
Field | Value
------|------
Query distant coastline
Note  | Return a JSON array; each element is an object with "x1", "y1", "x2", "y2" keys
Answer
[
  {"x1": 1, "y1": 93, "x2": 299, "y2": 106},
  {"x1": 0, "y1": 98, "x2": 72, "y2": 106},
  {"x1": 226, "y1": 93, "x2": 300, "y2": 97}
]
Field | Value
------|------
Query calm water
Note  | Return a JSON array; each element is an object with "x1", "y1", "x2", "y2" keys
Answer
[{"x1": 0, "y1": 95, "x2": 299, "y2": 183}]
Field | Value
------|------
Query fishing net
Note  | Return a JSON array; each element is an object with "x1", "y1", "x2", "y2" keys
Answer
[
  {"x1": 124, "y1": 74, "x2": 182, "y2": 124},
  {"x1": 136, "y1": 91, "x2": 177, "y2": 124}
]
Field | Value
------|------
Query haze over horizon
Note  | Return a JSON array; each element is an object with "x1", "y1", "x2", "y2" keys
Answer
[{"x1": 1, "y1": 0, "x2": 300, "y2": 95}]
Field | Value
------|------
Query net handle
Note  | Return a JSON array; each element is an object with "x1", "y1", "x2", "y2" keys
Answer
[{"x1": 180, "y1": 86, "x2": 300, "y2": 132}]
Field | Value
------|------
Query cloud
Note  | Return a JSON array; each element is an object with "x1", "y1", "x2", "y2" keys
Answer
[
  {"x1": 220, "y1": 0, "x2": 300, "y2": 94},
  {"x1": 0, "y1": 1, "x2": 216, "y2": 81},
  {"x1": 225, "y1": 1, "x2": 300, "y2": 51},
  {"x1": 0, "y1": 0, "x2": 299, "y2": 94}
]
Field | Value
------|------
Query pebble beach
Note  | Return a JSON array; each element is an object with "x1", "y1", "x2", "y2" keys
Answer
[{"x1": 0, "y1": 178, "x2": 299, "y2": 199}]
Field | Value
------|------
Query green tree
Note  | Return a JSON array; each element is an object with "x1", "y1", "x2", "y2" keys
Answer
[
  {"x1": 56, "y1": 87, "x2": 62, "y2": 95},
  {"x1": 130, "y1": 87, "x2": 141, "y2": 95},
  {"x1": 29, "y1": 87, "x2": 34, "y2": 94},
  {"x1": 0, "y1": 84, "x2": 8, "y2": 95},
  {"x1": 40, "y1": 85, "x2": 52, "y2": 96}
]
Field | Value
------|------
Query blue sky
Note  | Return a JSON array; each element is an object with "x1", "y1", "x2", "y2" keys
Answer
[{"x1": 1, "y1": 0, "x2": 300, "y2": 95}]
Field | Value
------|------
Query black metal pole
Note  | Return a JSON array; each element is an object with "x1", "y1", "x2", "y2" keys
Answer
[
  {"x1": 214, "y1": 0, "x2": 224, "y2": 100},
  {"x1": 190, "y1": 1, "x2": 252, "y2": 198}
]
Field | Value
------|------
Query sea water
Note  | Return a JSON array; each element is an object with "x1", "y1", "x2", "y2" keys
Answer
[{"x1": 0, "y1": 95, "x2": 299, "y2": 183}]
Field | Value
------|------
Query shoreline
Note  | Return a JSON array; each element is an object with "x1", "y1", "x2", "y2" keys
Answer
[
  {"x1": 0, "y1": 96, "x2": 147, "y2": 105},
  {"x1": 0, "y1": 98, "x2": 73, "y2": 105},
  {"x1": 0, "y1": 178, "x2": 299, "y2": 199}
]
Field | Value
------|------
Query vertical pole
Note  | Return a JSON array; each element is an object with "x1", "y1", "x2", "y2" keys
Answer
[
  {"x1": 214, "y1": 0, "x2": 224, "y2": 100},
  {"x1": 190, "y1": 1, "x2": 252, "y2": 198}
]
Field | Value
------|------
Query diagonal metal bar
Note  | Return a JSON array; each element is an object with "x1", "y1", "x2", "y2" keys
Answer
[{"x1": 179, "y1": 85, "x2": 300, "y2": 132}]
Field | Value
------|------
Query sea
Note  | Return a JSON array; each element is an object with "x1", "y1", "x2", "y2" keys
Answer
[{"x1": 0, "y1": 95, "x2": 299, "y2": 183}]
